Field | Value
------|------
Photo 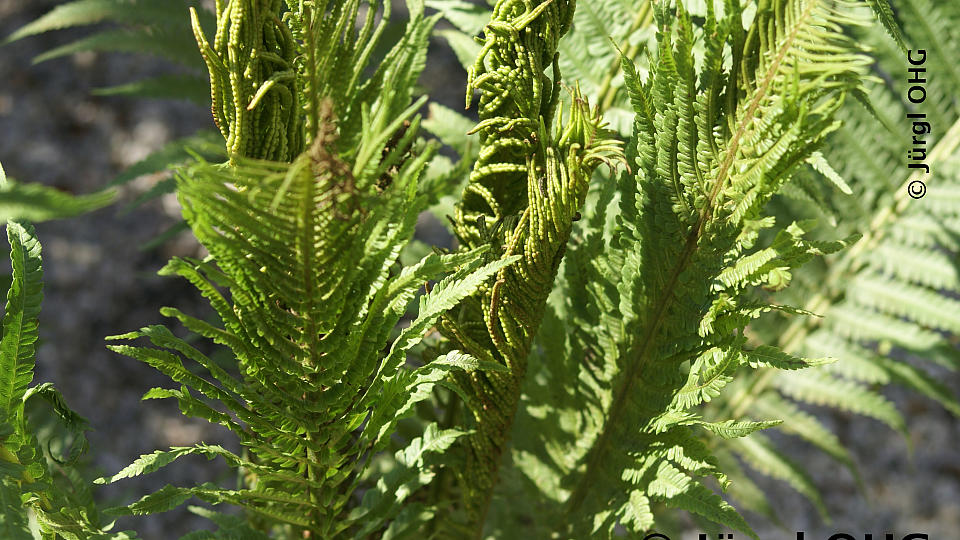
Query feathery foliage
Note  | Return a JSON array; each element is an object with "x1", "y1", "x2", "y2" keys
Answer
[
  {"x1": 702, "y1": 0, "x2": 960, "y2": 520},
  {"x1": 5, "y1": 0, "x2": 955, "y2": 538},
  {"x1": 96, "y1": 1, "x2": 523, "y2": 538},
  {"x1": 427, "y1": 0, "x2": 960, "y2": 532},
  {"x1": 437, "y1": 0, "x2": 900, "y2": 537},
  {"x1": 0, "y1": 182, "x2": 114, "y2": 224},
  {"x1": 0, "y1": 221, "x2": 128, "y2": 539}
]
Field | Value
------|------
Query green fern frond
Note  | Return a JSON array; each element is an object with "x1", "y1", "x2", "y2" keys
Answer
[
  {"x1": 0, "y1": 222, "x2": 43, "y2": 423},
  {"x1": 864, "y1": 0, "x2": 907, "y2": 51},
  {"x1": 6, "y1": 0, "x2": 951, "y2": 536},
  {"x1": 502, "y1": 0, "x2": 955, "y2": 527},
  {"x1": 0, "y1": 180, "x2": 114, "y2": 224},
  {"x1": 0, "y1": 221, "x2": 133, "y2": 538},
  {"x1": 106, "y1": 131, "x2": 504, "y2": 535},
  {"x1": 486, "y1": 0, "x2": 887, "y2": 536},
  {"x1": 700, "y1": 2, "x2": 960, "y2": 520},
  {"x1": 350, "y1": 422, "x2": 469, "y2": 536},
  {"x1": 751, "y1": 393, "x2": 861, "y2": 481},
  {"x1": 727, "y1": 433, "x2": 830, "y2": 520},
  {"x1": 98, "y1": 3, "x2": 532, "y2": 536},
  {"x1": 707, "y1": 0, "x2": 960, "y2": 516}
]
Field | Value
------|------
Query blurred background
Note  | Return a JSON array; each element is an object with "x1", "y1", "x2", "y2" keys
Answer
[{"x1": 1, "y1": 0, "x2": 958, "y2": 538}]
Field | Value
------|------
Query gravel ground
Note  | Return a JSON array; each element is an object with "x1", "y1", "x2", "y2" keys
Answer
[
  {"x1": 1, "y1": 1, "x2": 958, "y2": 539},
  {"x1": 1, "y1": 1, "x2": 230, "y2": 536}
]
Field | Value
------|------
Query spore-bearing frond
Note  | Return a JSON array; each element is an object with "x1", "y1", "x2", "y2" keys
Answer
[
  {"x1": 442, "y1": 0, "x2": 624, "y2": 530},
  {"x1": 455, "y1": 0, "x2": 575, "y2": 249},
  {"x1": 191, "y1": 0, "x2": 302, "y2": 162}
]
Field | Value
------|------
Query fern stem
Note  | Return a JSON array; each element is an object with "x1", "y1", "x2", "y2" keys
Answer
[
  {"x1": 427, "y1": 386, "x2": 461, "y2": 536},
  {"x1": 302, "y1": 7, "x2": 321, "y2": 145},
  {"x1": 304, "y1": 438, "x2": 321, "y2": 538}
]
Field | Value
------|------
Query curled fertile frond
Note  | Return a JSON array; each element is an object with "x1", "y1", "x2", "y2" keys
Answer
[
  {"x1": 191, "y1": 0, "x2": 302, "y2": 161},
  {"x1": 437, "y1": 0, "x2": 626, "y2": 531}
]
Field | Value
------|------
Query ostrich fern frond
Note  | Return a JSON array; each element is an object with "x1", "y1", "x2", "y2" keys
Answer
[
  {"x1": 480, "y1": 0, "x2": 887, "y2": 537},
  {"x1": 706, "y1": 0, "x2": 960, "y2": 520},
  {"x1": 97, "y1": 2, "x2": 518, "y2": 538},
  {"x1": 102, "y1": 116, "x2": 510, "y2": 535}
]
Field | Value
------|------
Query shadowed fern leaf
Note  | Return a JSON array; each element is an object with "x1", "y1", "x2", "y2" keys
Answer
[{"x1": 480, "y1": 0, "x2": 890, "y2": 537}]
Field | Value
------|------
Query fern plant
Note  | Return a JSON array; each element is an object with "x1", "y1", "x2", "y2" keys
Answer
[
  {"x1": 0, "y1": 214, "x2": 129, "y2": 538},
  {"x1": 96, "y1": 2, "x2": 519, "y2": 538},
  {"x1": 4, "y1": 0, "x2": 958, "y2": 538},
  {"x1": 433, "y1": 0, "x2": 960, "y2": 532},
  {"x1": 468, "y1": 0, "x2": 884, "y2": 536}
]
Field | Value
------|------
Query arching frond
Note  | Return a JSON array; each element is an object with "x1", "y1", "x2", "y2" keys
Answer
[
  {"x1": 0, "y1": 221, "x2": 129, "y2": 538},
  {"x1": 488, "y1": 0, "x2": 886, "y2": 536},
  {"x1": 706, "y1": 0, "x2": 960, "y2": 521}
]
